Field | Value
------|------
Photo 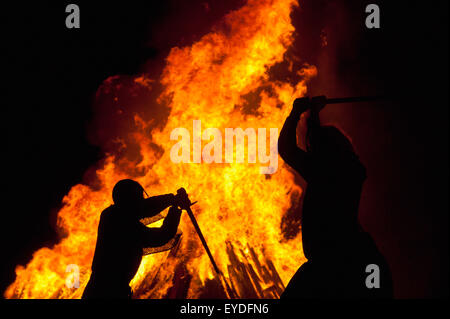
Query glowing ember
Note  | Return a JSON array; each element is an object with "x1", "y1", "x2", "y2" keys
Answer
[{"x1": 5, "y1": 0, "x2": 318, "y2": 299}]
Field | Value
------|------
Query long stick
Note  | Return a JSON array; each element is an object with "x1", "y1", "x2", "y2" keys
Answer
[
  {"x1": 325, "y1": 95, "x2": 386, "y2": 104},
  {"x1": 184, "y1": 205, "x2": 221, "y2": 275},
  {"x1": 184, "y1": 205, "x2": 236, "y2": 298},
  {"x1": 177, "y1": 188, "x2": 236, "y2": 297}
]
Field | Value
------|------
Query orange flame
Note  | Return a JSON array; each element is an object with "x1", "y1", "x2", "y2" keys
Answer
[{"x1": 5, "y1": 0, "x2": 318, "y2": 299}]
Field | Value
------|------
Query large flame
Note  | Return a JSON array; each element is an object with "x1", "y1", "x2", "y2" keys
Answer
[{"x1": 5, "y1": 0, "x2": 318, "y2": 299}]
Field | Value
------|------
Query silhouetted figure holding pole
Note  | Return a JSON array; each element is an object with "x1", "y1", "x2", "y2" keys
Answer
[
  {"x1": 278, "y1": 97, "x2": 393, "y2": 299},
  {"x1": 82, "y1": 179, "x2": 189, "y2": 299}
]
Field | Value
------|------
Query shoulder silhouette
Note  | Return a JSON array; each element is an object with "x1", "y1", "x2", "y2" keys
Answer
[
  {"x1": 278, "y1": 97, "x2": 393, "y2": 299},
  {"x1": 82, "y1": 179, "x2": 188, "y2": 299}
]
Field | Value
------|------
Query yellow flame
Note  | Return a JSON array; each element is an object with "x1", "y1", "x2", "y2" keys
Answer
[{"x1": 5, "y1": 0, "x2": 317, "y2": 299}]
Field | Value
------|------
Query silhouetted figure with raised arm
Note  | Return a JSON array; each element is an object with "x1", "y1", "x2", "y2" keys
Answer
[
  {"x1": 278, "y1": 97, "x2": 393, "y2": 299},
  {"x1": 82, "y1": 179, "x2": 190, "y2": 299}
]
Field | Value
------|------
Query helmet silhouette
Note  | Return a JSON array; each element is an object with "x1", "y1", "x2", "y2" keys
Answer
[
  {"x1": 112, "y1": 179, "x2": 144, "y2": 207},
  {"x1": 308, "y1": 125, "x2": 355, "y2": 158}
]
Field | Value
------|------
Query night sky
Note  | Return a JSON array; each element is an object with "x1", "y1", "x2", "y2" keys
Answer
[{"x1": 2, "y1": 0, "x2": 448, "y2": 298}]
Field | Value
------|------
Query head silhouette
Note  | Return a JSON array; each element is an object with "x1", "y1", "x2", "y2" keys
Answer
[
  {"x1": 112, "y1": 179, "x2": 144, "y2": 208},
  {"x1": 308, "y1": 125, "x2": 356, "y2": 160}
]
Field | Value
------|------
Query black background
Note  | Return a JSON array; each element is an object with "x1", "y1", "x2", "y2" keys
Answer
[{"x1": 2, "y1": 0, "x2": 448, "y2": 299}]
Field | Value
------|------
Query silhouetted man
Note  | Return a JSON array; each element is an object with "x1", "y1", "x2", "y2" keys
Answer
[
  {"x1": 82, "y1": 179, "x2": 189, "y2": 299},
  {"x1": 278, "y1": 97, "x2": 393, "y2": 299}
]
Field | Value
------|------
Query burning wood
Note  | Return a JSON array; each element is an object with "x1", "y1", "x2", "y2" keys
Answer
[
  {"x1": 132, "y1": 237, "x2": 287, "y2": 299},
  {"x1": 5, "y1": 0, "x2": 310, "y2": 299},
  {"x1": 224, "y1": 242, "x2": 286, "y2": 299}
]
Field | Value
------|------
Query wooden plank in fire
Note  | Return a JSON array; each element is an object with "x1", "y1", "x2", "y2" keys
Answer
[
  {"x1": 226, "y1": 243, "x2": 259, "y2": 298},
  {"x1": 225, "y1": 241, "x2": 244, "y2": 298},
  {"x1": 237, "y1": 262, "x2": 259, "y2": 298},
  {"x1": 165, "y1": 263, "x2": 192, "y2": 299},
  {"x1": 227, "y1": 263, "x2": 258, "y2": 298},
  {"x1": 265, "y1": 258, "x2": 285, "y2": 290},
  {"x1": 196, "y1": 277, "x2": 229, "y2": 298},
  {"x1": 133, "y1": 233, "x2": 183, "y2": 298},
  {"x1": 237, "y1": 247, "x2": 264, "y2": 299},
  {"x1": 247, "y1": 244, "x2": 265, "y2": 280},
  {"x1": 223, "y1": 241, "x2": 289, "y2": 299},
  {"x1": 260, "y1": 252, "x2": 285, "y2": 297},
  {"x1": 244, "y1": 262, "x2": 264, "y2": 298},
  {"x1": 225, "y1": 241, "x2": 240, "y2": 265},
  {"x1": 132, "y1": 262, "x2": 162, "y2": 298},
  {"x1": 229, "y1": 244, "x2": 287, "y2": 299},
  {"x1": 262, "y1": 285, "x2": 280, "y2": 299},
  {"x1": 260, "y1": 263, "x2": 273, "y2": 283},
  {"x1": 220, "y1": 273, "x2": 238, "y2": 299},
  {"x1": 226, "y1": 265, "x2": 239, "y2": 298},
  {"x1": 227, "y1": 264, "x2": 245, "y2": 297},
  {"x1": 246, "y1": 243, "x2": 287, "y2": 297}
]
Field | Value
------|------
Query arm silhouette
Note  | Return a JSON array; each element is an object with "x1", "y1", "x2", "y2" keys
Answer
[
  {"x1": 140, "y1": 206, "x2": 182, "y2": 247},
  {"x1": 278, "y1": 99, "x2": 313, "y2": 182},
  {"x1": 137, "y1": 194, "x2": 176, "y2": 219}
]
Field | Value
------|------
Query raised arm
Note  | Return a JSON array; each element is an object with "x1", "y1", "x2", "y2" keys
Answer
[
  {"x1": 278, "y1": 98, "x2": 314, "y2": 182},
  {"x1": 305, "y1": 98, "x2": 323, "y2": 153},
  {"x1": 140, "y1": 206, "x2": 182, "y2": 247},
  {"x1": 137, "y1": 194, "x2": 176, "y2": 219}
]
